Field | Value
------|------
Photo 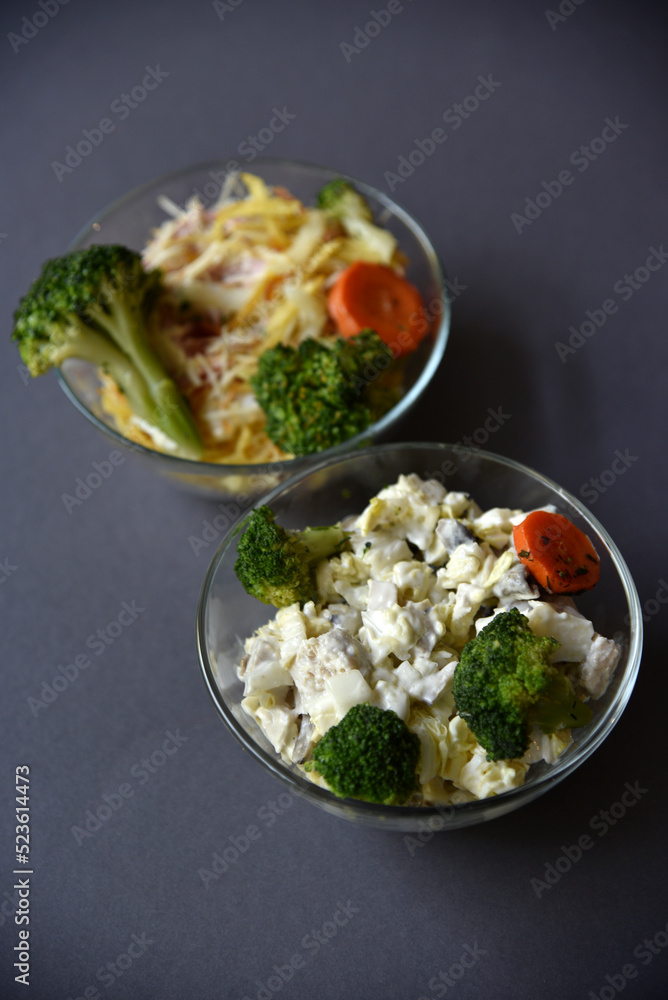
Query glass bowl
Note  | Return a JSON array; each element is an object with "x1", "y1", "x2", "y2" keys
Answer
[
  {"x1": 196, "y1": 442, "x2": 643, "y2": 831},
  {"x1": 56, "y1": 159, "x2": 450, "y2": 499}
]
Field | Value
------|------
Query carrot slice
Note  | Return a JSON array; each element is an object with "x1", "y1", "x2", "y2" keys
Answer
[
  {"x1": 513, "y1": 511, "x2": 601, "y2": 594},
  {"x1": 327, "y1": 261, "x2": 427, "y2": 357}
]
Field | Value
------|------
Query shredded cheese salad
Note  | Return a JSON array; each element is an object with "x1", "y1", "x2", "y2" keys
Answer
[
  {"x1": 237, "y1": 474, "x2": 621, "y2": 805},
  {"x1": 101, "y1": 172, "x2": 407, "y2": 463}
]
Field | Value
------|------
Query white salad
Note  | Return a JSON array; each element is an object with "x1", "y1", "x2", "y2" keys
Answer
[{"x1": 236, "y1": 474, "x2": 620, "y2": 805}]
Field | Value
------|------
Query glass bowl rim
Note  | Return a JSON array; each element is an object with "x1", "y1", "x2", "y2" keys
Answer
[
  {"x1": 196, "y1": 441, "x2": 643, "y2": 825},
  {"x1": 56, "y1": 156, "x2": 451, "y2": 475}
]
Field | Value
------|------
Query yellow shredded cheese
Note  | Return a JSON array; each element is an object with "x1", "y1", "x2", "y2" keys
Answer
[{"x1": 104, "y1": 172, "x2": 402, "y2": 463}]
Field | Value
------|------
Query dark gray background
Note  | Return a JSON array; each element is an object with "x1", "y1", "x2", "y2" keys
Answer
[{"x1": 2, "y1": 1, "x2": 667, "y2": 997}]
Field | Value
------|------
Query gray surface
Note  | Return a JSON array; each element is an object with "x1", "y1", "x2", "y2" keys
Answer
[{"x1": 1, "y1": 1, "x2": 667, "y2": 997}]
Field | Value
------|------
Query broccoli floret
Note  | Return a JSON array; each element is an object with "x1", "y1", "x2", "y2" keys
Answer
[
  {"x1": 250, "y1": 331, "x2": 397, "y2": 455},
  {"x1": 234, "y1": 505, "x2": 348, "y2": 607},
  {"x1": 452, "y1": 608, "x2": 593, "y2": 762},
  {"x1": 12, "y1": 244, "x2": 203, "y2": 458},
  {"x1": 316, "y1": 178, "x2": 396, "y2": 262},
  {"x1": 306, "y1": 703, "x2": 420, "y2": 805},
  {"x1": 316, "y1": 178, "x2": 374, "y2": 222}
]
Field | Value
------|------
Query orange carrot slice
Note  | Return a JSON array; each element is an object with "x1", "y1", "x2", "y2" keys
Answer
[
  {"x1": 513, "y1": 511, "x2": 601, "y2": 594},
  {"x1": 327, "y1": 261, "x2": 427, "y2": 357}
]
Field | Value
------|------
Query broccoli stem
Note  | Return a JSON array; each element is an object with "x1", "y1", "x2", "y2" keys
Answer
[
  {"x1": 529, "y1": 672, "x2": 592, "y2": 733},
  {"x1": 85, "y1": 292, "x2": 202, "y2": 457},
  {"x1": 297, "y1": 526, "x2": 349, "y2": 566},
  {"x1": 49, "y1": 317, "x2": 158, "y2": 417}
]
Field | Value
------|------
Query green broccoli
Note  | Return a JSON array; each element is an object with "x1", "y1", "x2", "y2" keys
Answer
[
  {"x1": 12, "y1": 244, "x2": 203, "y2": 458},
  {"x1": 316, "y1": 178, "x2": 396, "y2": 261},
  {"x1": 317, "y1": 178, "x2": 375, "y2": 221},
  {"x1": 250, "y1": 330, "x2": 397, "y2": 456},
  {"x1": 452, "y1": 608, "x2": 593, "y2": 762},
  {"x1": 305, "y1": 703, "x2": 420, "y2": 805},
  {"x1": 234, "y1": 505, "x2": 348, "y2": 607}
]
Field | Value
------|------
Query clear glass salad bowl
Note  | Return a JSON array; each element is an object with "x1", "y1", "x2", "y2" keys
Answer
[
  {"x1": 196, "y1": 443, "x2": 643, "y2": 832},
  {"x1": 56, "y1": 159, "x2": 450, "y2": 500}
]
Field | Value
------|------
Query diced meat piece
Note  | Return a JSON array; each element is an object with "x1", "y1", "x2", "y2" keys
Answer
[
  {"x1": 291, "y1": 715, "x2": 316, "y2": 763},
  {"x1": 436, "y1": 518, "x2": 476, "y2": 554},
  {"x1": 292, "y1": 627, "x2": 371, "y2": 733},
  {"x1": 579, "y1": 634, "x2": 621, "y2": 699},
  {"x1": 493, "y1": 564, "x2": 539, "y2": 603},
  {"x1": 547, "y1": 594, "x2": 586, "y2": 618}
]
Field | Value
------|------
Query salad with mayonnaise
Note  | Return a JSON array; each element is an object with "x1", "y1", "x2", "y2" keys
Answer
[{"x1": 235, "y1": 474, "x2": 620, "y2": 805}]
